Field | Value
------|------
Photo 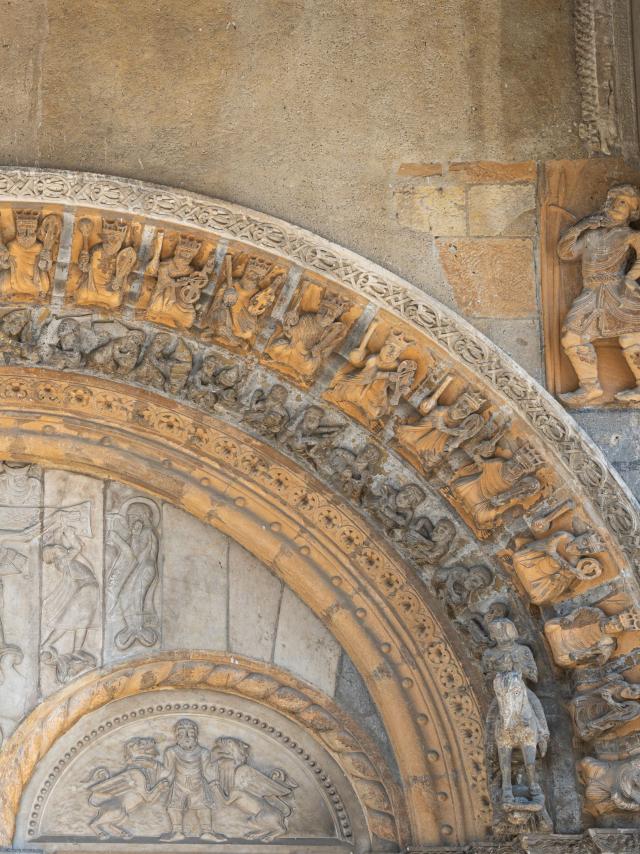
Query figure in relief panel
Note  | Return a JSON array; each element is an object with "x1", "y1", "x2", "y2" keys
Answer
[
  {"x1": 396, "y1": 375, "x2": 485, "y2": 474},
  {"x1": 263, "y1": 285, "x2": 350, "y2": 383},
  {"x1": 147, "y1": 236, "x2": 215, "y2": 330},
  {"x1": 544, "y1": 606, "x2": 640, "y2": 668},
  {"x1": 106, "y1": 498, "x2": 160, "y2": 650},
  {"x1": 580, "y1": 752, "x2": 640, "y2": 816},
  {"x1": 0, "y1": 210, "x2": 61, "y2": 299},
  {"x1": 570, "y1": 672, "x2": 640, "y2": 740},
  {"x1": 73, "y1": 218, "x2": 137, "y2": 310},
  {"x1": 324, "y1": 321, "x2": 417, "y2": 430},
  {"x1": 511, "y1": 527, "x2": 604, "y2": 606},
  {"x1": 203, "y1": 252, "x2": 287, "y2": 350},
  {"x1": 558, "y1": 184, "x2": 640, "y2": 405},
  {"x1": 133, "y1": 333, "x2": 192, "y2": 394},
  {"x1": 40, "y1": 524, "x2": 99, "y2": 684}
]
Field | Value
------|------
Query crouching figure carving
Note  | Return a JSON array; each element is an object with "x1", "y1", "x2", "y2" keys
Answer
[{"x1": 483, "y1": 618, "x2": 549, "y2": 823}]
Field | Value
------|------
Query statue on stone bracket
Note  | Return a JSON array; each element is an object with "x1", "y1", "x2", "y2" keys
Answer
[{"x1": 558, "y1": 184, "x2": 640, "y2": 406}]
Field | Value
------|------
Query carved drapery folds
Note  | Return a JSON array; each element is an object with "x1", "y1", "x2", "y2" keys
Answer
[{"x1": 1, "y1": 169, "x2": 640, "y2": 843}]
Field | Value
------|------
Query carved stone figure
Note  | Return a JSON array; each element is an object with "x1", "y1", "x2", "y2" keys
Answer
[
  {"x1": 161, "y1": 718, "x2": 225, "y2": 842},
  {"x1": 570, "y1": 673, "x2": 640, "y2": 740},
  {"x1": 264, "y1": 287, "x2": 350, "y2": 383},
  {"x1": 243, "y1": 385, "x2": 290, "y2": 439},
  {"x1": 580, "y1": 753, "x2": 640, "y2": 816},
  {"x1": 87, "y1": 737, "x2": 167, "y2": 839},
  {"x1": 0, "y1": 545, "x2": 25, "y2": 684},
  {"x1": 147, "y1": 236, "x2": 214, "y2": 329},
  {"x1": 40, "y1": 526, "x2": 99, "y2": 683},
  {"x1": 133, "y1": 333, "x2": 192, "y2": 394},
  {"x1": 404, "y1": 516, "x2": 455, "y2": 567},
  {"x1": 36, "y1": 317, "x2": 95, "y2": 370},
  {"x1": 211, "y1": 736, "x2": 297, "y2": 842},
  {"x1": 74, "y1": 218, "x2": 137, "y2": 309},
  {"x1": 322, "y1": 443, "x2": 381, "y2": 504},
  {"x1": 396, "y1": 379, "x2": 485, "y2": 473},
  {"x1": 85, "y1": 329, "x2": 146, "y2": 377},
  {"x1": 512, "y1": 528, "x2": 605, "y2": 606},
  {"x1": 433, "y1": 563, "x2": 505, "y2": 647},
  {"x1": 558, "y1": 184, "x2": 640, "y2": 405},
  {"x1": 451, "y1": 443, "x2": 544, "y2": 532},
  {"x1": 483, "y1": 618, "x2": 549, "y2": 814},
  {"x1": 0, "y1": 308, "x2": 35, "y2": 363},
  {"x1": 186, "y1": 353, "x2": 243, "y2": 411},
  {"x1": 0, "y1": 210, "x2": 60, "y2": 299},
  {"x1": 106, "y1": 498, "x2": 160, "y2": 650},
  {"x1": 324, "y1": 323, "x2": 417, "y2": 430},
  {"x1": 544, "y1": 606, "x2": 640, "y2": 668},
  {"x1": 282, "y1": 406, "x2": 345, "y2": 468},
  {"x1": 203, "y1": 252, "x2": 286, "y2": 350}
]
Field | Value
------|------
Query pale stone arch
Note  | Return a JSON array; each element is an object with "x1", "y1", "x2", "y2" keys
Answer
[{"x1": 0, "y1": 169, "x2": 638, "y2": 849}]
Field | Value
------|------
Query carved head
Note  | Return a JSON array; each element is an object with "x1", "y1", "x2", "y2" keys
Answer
[
  {"x1": 126, "y1": 501, "x2": 153, "y2": 532},
  {"x1": 450, "y1": 390, "x2": 484, "y2": 421},
  {"x1": 14, "y1": 210, "x2": 39, "y2": 248},
  {"x1": 174, "y1": 718, "x2": 199, "y2": 750},
  {"x1": 217, "y1": 365, "x2": 241, "y2": 388},
  {"x1": 267, "y1": 384, "x2": 288, "y2": 406},
  {"x1": 395, "y1": 483, "x2": 425, "y2": 511},
  {"x1": 302, "y1": 405, "x2": 324, "y2": 431},
  {"x1": 379, "y1": 330, "x2": 412, "y2": 366},
  {"x1": 1, "y1": 309, "x2": 29, "y2": 336},
  {"x1": 487, "y1": 617, "x2": 519, "y2": 645},
  {"x1": 174, "y1": 236, "x2": 201, "y2": 264},
  {"x1": 355, "y1": 444, "x2": 381, "y2": 471},
  {"x1": 604, "y1": 184, "x2": 640, "y2": 225},
  {"x1": 465, "y1": 565, "x2": 493, "y2": 593},
  {"x1": 431, "y1": 517, "x2": 456, "y2": 543},
  {"x1": 57, "y1": 319, "x2": 81, "y2": 351},
  {"x1": 213, "y1": 736, "x2": 250, "y2": 766},
  {"x1": 565, "y1": 530, "x2": 605, "y2": 558},
  {"x1": 124, "y1": 736, "x2": 158, "y2": 763},
  {"x1": 102, "y1": 219, "x2": 128, "y2": 253},
  {"x1": 200, "y1": 352, "x2": 218, "y2": 382}
]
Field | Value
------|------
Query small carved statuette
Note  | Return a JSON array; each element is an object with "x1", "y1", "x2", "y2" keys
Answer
[
  {"x1": 580, "y1": 752, "x2": 640, "y2": 816},
  {"x1": 73, "y1": 218, "x2": 137, "y2": 309},
  {"x1": 433, "y1": 563, "x2": 499, "y2": 645},
  {"x1": 243, "y1": 385, "x2": 290, "y2": 439},
  {"x1": 512, "y1": 527, "x2": 604, "y2": 606},
  {"x1": 558, "y1": 184, "x2": 640, "y2": 406},
  {"x1": 324, "y1": 321, "x2": 417, "y2": 430},
  {"x1": 405, "y1": 517, "x2": 455, "y2": 567},
  {"x1": 451, "y1": 442, "x2": 544, "y2": 533},
  {"x1": 544, "y1": 606, "x2": 640, "y2": 668},
  {"x1": 264, "y1": 285, "x2": 350, "y2": 383},
  {"x1": 147, "y1": 236, "x2": 215, "y2": 329},
  {"x1": 203, "y1": 252, "x2": 287, "y2": 350},
  {"x1": 87, "y1": 737, "x2": 167, "y2": 839},
  {"x1": 106, "y1": 498, "x2": 160, "y2": 650},
  {"x1": 0, "y1": 209, "x2": 61, "y2": 299},
  {"x1": 483, "y1": 618, "x2": 549, "y2": 819},
  {"x1": 396, "y1": 376, "x2": 485, "y2": 473},
  {"x1": 85, "y1": 329, "x2": 146, "y2": 378}
]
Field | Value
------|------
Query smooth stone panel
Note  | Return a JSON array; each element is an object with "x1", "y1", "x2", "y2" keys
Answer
[{"x1": 228, "y1": 539, "x2": 282, "y2": 661}]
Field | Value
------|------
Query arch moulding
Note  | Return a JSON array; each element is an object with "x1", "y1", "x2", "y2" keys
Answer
[{"x1": 0, "y1": 168, "x2": 639, "y2": 850}]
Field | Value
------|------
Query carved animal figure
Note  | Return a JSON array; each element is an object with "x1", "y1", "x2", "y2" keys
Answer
[
  {"x1": 86, "y1": 737, "x2": 167, "y2": 839},
  {"x1": 493, "y1": 670, "x2": 549, "y2": 807},
  {"x1": 212, "y1": 736, "x2": 297, "y2": 841}
]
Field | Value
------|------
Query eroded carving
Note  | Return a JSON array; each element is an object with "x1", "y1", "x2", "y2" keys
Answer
[
  {"x1": 580, "y1": 752, "x2": 640, "y2": 816},
  {"x1": 544, "y1": 606, "x2": 640, "y2": 668},
  {"x1": 571, "y1": 673, "x2": 640, "y2": 740},
  {"x1": 243, "y1": 384, "x2": 290, "y2": 439},
  {"x1": 186, "y1": 352, "x2": 244, "y2": 412},
  {"x1": 133, "y1": 332, "x2": 192, "y2": 394},
  {"x1": 73, "y1": 218, "x2": 137, "y2": 310}
]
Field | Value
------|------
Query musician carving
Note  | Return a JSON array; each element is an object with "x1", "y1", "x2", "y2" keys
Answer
[
  {"x1": 73, "y1": 218, "x2": 137, "y2": 310},
  {"x1": 147, "y1": 236, "x2": 215, "y2": 329},
  {"x1": 544, "y1": 606, "x2": 640, "y2": 668},
  {"x1": 325, "y1": 322, "x2": 417, "y2": 430},
  {"x1": 0, "y1": 209, "x2": 60, "y2": 299}
]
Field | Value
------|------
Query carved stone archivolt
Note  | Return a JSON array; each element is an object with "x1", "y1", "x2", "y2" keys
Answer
[{"x1": 1, "y1": 169, "x2": 640, "y2": 845}]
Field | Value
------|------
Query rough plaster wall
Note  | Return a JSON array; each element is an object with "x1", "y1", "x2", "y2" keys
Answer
[{"x1": 0, "y1": 0, "x2": 579, "y2": 297}]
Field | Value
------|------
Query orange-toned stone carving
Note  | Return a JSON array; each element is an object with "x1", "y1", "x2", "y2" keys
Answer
[
  {"x1": 263, "y1": 282, "x2": 352, "y2": 384},
  {"x1": 544, "y1": 606, "x2": 640, "y2": 668},
  {"x1": 0, "y1": 209, "x2": 60, "y2": 300},
  {"x1": 580, "y1": 753, "x2": 640, "y2": 816},
  {"x1": 147, "y1": 236, "x2": 216, "y2": 329},
  {"x1": 324, "y1": 320, "x2": 416, "y2": 431},
  {"x1": 202, "y1": 251, "x2": 287, "y2": 350},
  {"x1": 71, "y1": 218, "x2": 137, "y2": 310}
]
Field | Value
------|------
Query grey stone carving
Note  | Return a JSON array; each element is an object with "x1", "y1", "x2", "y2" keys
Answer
[
  {"x1": 243, "y1": 384, "x2": 290, "y2": 439},
  {"x1": 106, "y1": 496, "x2": 160, "y2": 650}
]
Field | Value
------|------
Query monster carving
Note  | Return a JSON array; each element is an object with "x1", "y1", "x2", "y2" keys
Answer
[
  {"x1": 558, "y1": 184, "x2": 640, "y2": 406},
  {"x1": 0, "y1": 210, "x2": 61, "y2": 299}
]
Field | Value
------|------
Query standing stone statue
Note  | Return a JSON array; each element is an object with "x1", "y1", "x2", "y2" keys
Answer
[
  {"x1": 482, "y1": 618, "x2": 549, "y2": 819},
  {"x1": 558, "y1": 184, "x2": 640, "y2": 406}
]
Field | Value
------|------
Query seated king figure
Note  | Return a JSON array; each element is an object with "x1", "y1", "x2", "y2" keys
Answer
[{"x1": 558, "y1": 183, "x2": 640, "y2": 406}]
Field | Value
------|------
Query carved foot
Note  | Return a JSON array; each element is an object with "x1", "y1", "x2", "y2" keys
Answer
[
  {"x1": 615, "y1": 385, "x2": 640, "y2": 403},
  {"x1": 200, "y1": 831, "x2": 227, "y2": 841},
  {"x1": 161, "y1": 832, "x2": 186, "y2": 842},
  {"x1": 560, "y1": 384, "x2": 605, "y2": 407}
]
